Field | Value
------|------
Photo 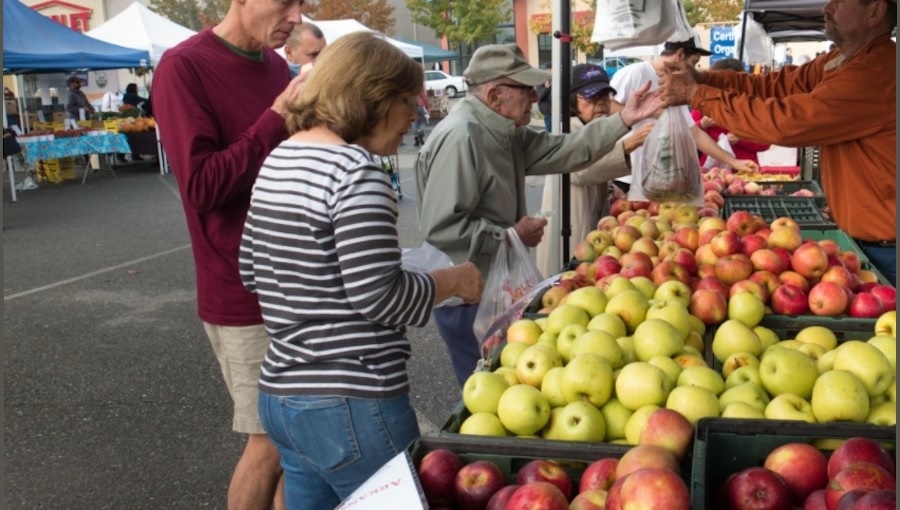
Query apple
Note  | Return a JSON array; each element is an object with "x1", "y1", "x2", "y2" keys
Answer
[
  {"x1": 545, "y1": 303, "x2": 591, "y2": 336},
  {"x1": 694, "y1": 274, "x2": 730, "y2": 296},
  {"x1": 828, "y1": 436, "x2": 897, "y2": 479},
  {"x1": 666, "y1": 384, "x2": 720, "y2": 426},
  {"x1": 600, "y1": 398, "x2": 633, "y2": 442},
  {"x1": 559, "y1": 286, "x2": 608, "y2": 319},
  {"x1": 875, "y1": 310, "x2": 896, "y2": 336},
  {"x1": 710, "y1": 230, "x2": 744, "y2": 257},
  {"x1": 555, "y1": 323, "x2": 588, "y2": 363},
  {"x1": 795, "y1": 325, "x2": 839, "y2": 351},
  {"x1": 485, "y1": 484, "x2": 520, "y2": 510},
  {"x1": 674, "y1": 226, "x2": 700, "y2": 252},
  {"x1": 615, "y1": 361, "x2": 672, "y2": 411},
  {"x1": 604, "y1": 289, "x2": 650, "y2": 333},
  {"x1": 771, "y1": 283, "x2": 810, "y2": 315},
  {"x1": 609, "y1": 199, "x2": 633, "y2": 217},
  {"x1": 463, "y1": 371, "x2": 512, "y2": 415},
  {"x1": 749, "y1": 270, "x2": 783, "y2": 297},
  {"x1": 764, "y1": 393, "x2": 817, "y2": 423},
  {"x1": 759, "y1": 347, "x2": 819, "y2": 399},
  {"x1": 741, "y1": 234, "x2": 769, "y2": 258},
  {"x1": 832, "y1": 340, "x2": 894, "y2": 396},
  {"x1": 866, "y1": 401, "x2": 896, "y2": 426},
  {"x1": 677, "y1": 365, "x2": 725, "y2": 394},
  {"x1": 725, "y1": 363, "x2": 762, "y2": 389},
  {"x1": 751, "y1": 248, "x2": 788, "y2": 274},
  {"x1": 580, "y1": 458, "x2": 619, "y2": 493},
  {"x1": 506, "y1": 319, "x2": 544, "y2": 346},
  {"x1": 768, "y1": 226, "x2": 803, "y2": 252},
  {"x1": 454, "y1": 460, "x2": 507, "y2": 510},
  {"x1": 792, "y1": 242, "x2": 830, "y2": 280},
  {"x1": 721, "y1": 351, "x2": 761, "y2": 379},
  {"x1": 632, "y1": 318, "x2": 684, "y2": 362},
  {"x1": 719, "y1": 382, "x2": 771, "y2": 413},
  {"x1": 637, "y1": 408, "x2": 694, "y2": 460},
  {"x1": 541, "y1": 285, "x2": 570, "y2": 311},
  {"x1": 802, "y1": 489, "x2": 828, "y2": 510},
  {"x1": 494, "y1": 366, "x2": 519, "y2": 386},
  {"x1": 539, "y1": 366, "x2": 568, "y2": 408},
  {"x1": 651, "y1": 260, "x2": 691, "y2": 286},
  {"x1": 820, "y1": 265, "x2": 857, "y2": 289},
  {"x1": 515, "y1": 459, "x2": 573, "y2": 500},
  {"x1": 586, "y1": 311, "x2": 628, "y2": 338},
  {"x1": 727, "y1": 210, "x2": 758, "y2": 236},
  {"x1": 497, "y1": 384, "x2": 551, "y2": 436},
  {"x1": 515, "y1": 344, "x2": 563, "y2": 388},
  {"x1": 459, "y1": 412, "x2": 508, "y2": 436},
  {"x1": 560, "y1": 353, "x2": 614, "y2": 406},
  {"x1": 506, "y1": 481, "x2": 569, "y2": 510},
  {"x1": 761, "y1": 443, "x2": 828, "y2": 506},
  {"x1": 866, "y1": 335, "x2": 896, "y2": 370},
  {"x1": 615, "y1": 444, "x2": 680, "y2": 479},
  {"x1": 569, "y1": 489, "x2": 608, "y2": 510},
  {"x1": 713, "y1": 319, "x2": 763, "y2": 363},
  {"x1": 811, "y1": 370, "x2": 870, "y2": 423},
  {"x1": 715, "y1": 253, "x2": 754, "y2": 286},
  {"x1": 849, "y1": 490, "x2": 896, "y2": 509},
  {"x1": 629, "y1": 276, "x2": 657, "y2": 300},
  {"x1": 721, "y1": 401, "x2": 766, "y2": 419},
  {"x1": 608, "y1": 467, "x2": 690, "y2": 510},
  {"x1": 574, "y1": 240, "x2": 598, "y2": 262},
  {"x1": 418, "y1": 448, "x2": 465, "y2": 507},
  {"x1": 630, "y1": 236, "x2": 660, "y2": 258},
  {"x1": 778, "y1": 270, "x2": 811, "y2": 292},
  {"x1": 808, "y1": 281, "x2": 850, "y2": 316},
  {"x1": 500, "y1": 342, "x2": 530, "y2": 369},
  {"x1": 849, "y1": 292, "x2": 887, "y2": 318},
  {"x1": 728, "y1": 291, "x2": 766, "y2": 328},
  {"x1": 720, "y1": 466, "x2": 793, "y2": 510},
  {"x1": 668, "y1": 247, "x2": 699, "y2": 276},
  {"x1": 599, "y1": 274, "x2": 636, "y2": 298},
  {"x1": 770, "y1": 216, "x2": 800, "y2": 231},
  {"x1": 613, "y1": 224, "x2": 641, "y2": 252},
  {"x1": 570, "y1": 330, "x2": 623, "y2": 369},
  {"x1": 654, "y1": 280, "x2": 693, "y2": 308},
  {"x1": 824, "y1": 462, "x2": 896, "y2": 510},
  {"x1": 868, "y1": 285, "x2": 896, "y2": 310}
]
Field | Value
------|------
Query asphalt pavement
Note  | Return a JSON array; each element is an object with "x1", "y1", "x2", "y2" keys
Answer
[{"x1": 2, "y1": 123, "x2": 546, "y2": 508}]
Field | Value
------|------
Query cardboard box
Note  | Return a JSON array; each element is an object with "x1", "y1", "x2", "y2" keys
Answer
[
  {"x1": 5, "y1": 99, "x2": 18, "y2": 115},
  {"x1": 52, "y1": 111, "x2": 66, "y2": 124}
]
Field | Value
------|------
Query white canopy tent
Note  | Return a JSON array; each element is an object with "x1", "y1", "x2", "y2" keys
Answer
[
  {"x1": 86, "y1": 2, "x2": 196, "y2": 66},
  {"x1": 294, "y1": 17, "x2": 424, "y2": 60}
]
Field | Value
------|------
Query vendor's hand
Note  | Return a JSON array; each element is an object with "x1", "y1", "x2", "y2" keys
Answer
[
  {"x1": 452, "y1": 262, "x2": 484, "y2": 305},
  {"x1": 700, "y1": 116, "x2": 716, "y2": 130},
  {"x1": 624, "y1": 123, "x2": 654, "y2": 154},
  {"x1": 658, "y1": 62, "x2": 706, "y2": 107},
  {"x1": 271, "y1": 73, "x2": 307, "y2": 118},
  {"x1": 726, "y1": 133, "x2": 740, "y2": 144},
  {"x1": 620, "y1": 81, "x2": 665, "y2": 127},
  {"x1": 731, "y1": 159, "x2": 758, "y2": 173},
  {"x1": 513, "y1": 215, "x2": 548, "y2": 247}
]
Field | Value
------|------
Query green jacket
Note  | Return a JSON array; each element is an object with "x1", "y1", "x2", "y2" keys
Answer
[{"x1": 415, "y1": 95, "x2": 630, "y2": 276}]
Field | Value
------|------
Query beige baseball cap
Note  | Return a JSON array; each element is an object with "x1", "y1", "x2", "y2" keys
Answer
[{"x1": 464, "y1": 44, "x2": 550, "y2": 86}]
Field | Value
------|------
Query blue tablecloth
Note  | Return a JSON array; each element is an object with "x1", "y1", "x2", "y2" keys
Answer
[{"x1": 18, "y1": 132, "x2": 132, "y2": 165}]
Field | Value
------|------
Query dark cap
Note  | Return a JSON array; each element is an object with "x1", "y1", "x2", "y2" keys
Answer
[
  {"x1": 571, "y1": 64, "x2": 616, "y2": 99},
  {"x1": 464, "y1": 44, "x2": 550, "y2": 86},
  {"x1": 664, "y1": 34, "x2": 712, "y2": 56}
]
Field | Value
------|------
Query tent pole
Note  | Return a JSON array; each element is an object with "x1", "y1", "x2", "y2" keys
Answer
[{"x1": 556, "y1": 2, "x2": 572, "y2": 266}]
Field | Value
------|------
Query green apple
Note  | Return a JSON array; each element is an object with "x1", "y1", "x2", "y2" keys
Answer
[
  {"x1": 795, "y1": 342, "x2": 828, "y2": 362},
  {"x1": 721, "y1": 401, "x2": 766, "y2": 419},
  {"x1": 515, "y1": 344, "x2": 563, "y2": 388},
  {"x1": 816, "y1": 348, "x2": 839, "y2": 374},
  {"x1": 653, "y1": 280, "x2": 692, "y2": 308},
  {"x1": 605, "y1": 289, "x2": 650, "y2": 333},
  {"x1": 646, "y1": 300, "x2": 692, "y2": 340},
  {"x1": 721, "y1": 352, "x2": 760, "y2": 379},
  {"x1": 713, "y1": 319, "x2": 763, "y2": 363},
  {"x1": 677, "y1": 366, "x2": 726, "y2": 396},
  {"x1": 545, "y1": 304, "x2": 591, "y2": 335},
  {"x1": 586, "y1": 312, "x2": 628, "y2": 339},
  {"x1": 542, "y1": 400, "x2": 606, "y2": 442},
  {"x1": 603, "y1": 275, "x2": 638, "y2": 298},
  {"x1": 725, "y1": 364, "x2": 762, "y2": 389},
  {"x1": 493, "y1": 366, "x2": 519, "y2": 386},
  {"x1": 462, "y1": 371, "x2": 511, "y2": 414},
  {"x1": 759, "y1": 347, "x2": 819, "y2": 399},
  {"x1": 633, "y1": 318, "x2": 684, "y2": 362},
  {"x1": 500, "y1": 342, "x2": 529, "y2": 369},
  {"x1": 728, "y1": 291, "x2": 766, "y2": 328},
  {"x1": 561, "y1": 352, "x2": 614, "y2": 406},
  {"x1": 534, "y1": 317, "x2": 548, "y2": 331},
  {"x1": 795, "y1": 325, "x2": 838, "y2": 351},
  {"x1": 886, "y1": 382, "x2": 896, "y2": 403},
  {"x1": 719, "y1": 382, "x2": 770, "y2": 413},
  {"x1": 623, "y1": 404, "x2": 662, "y2": 445},
  {"x1": 866, "y1": 401, "x2": 896, "y2": 426},
  {"x1": 810, "y1": 370, "x2": 870, "y2": 423},
  {"x1": 666, "y1": 385, "x2": 720, "y2": 425},
  {"x1": 571, "y1": 329, "x2": 624, "y2": 369},
  {"x1": 459, "y1": 412, "x2": 508, "y2": 436},
  {"x1": 867, "y1": 335, "x2": 896, "y2": 370},
  {"x1": 555, "y1": 323, "x2": 589, "y2": 363},
  {"x1": 685, "y1": 330, "x2": 705, "y2": 354},
  {"x1": 874, "y1": 310, "x2": 896, "y2": 336},
  {"x1": 689, "y1": 314, "x2": 706, "y2": 337},
  {"x1": 832, "y1": 340, "x2": 894, "y2": 396},
  {"x1": 615, "y1": 361, "x2": 672, "y2": 411},
  {"x1": 539, "y1": 366, "x2": 568, "y2": 408},
  {"x1": 616, "y1": 336, "x2": 637, "y2": 365},
  {"x1": 679, "y1": 345, "x2": 703, "y2": 357},
  {"x1": 497, "y1": 384, "x2": 552, "y2": 435},
  {"x1": 537, "y1": 331, "x2": 558, "y2": 347},
  {"x1": 764, "y1": 393, "x2": 816, "y2": 423},
  {"x1": 648, "y1": 355, "x2": 682, "y2": 388},
  {"x1": 540, "y1": 407, "x2": 565, "y2": 439},
  {"x1": 505, "y1": 318, "x2": 544, "y2": 346},
  {"x1": 600, "y1": 397, "x2": 633, "y2": 442},
  {"x1": 630, "y1": 276, "x2": 657, "y2": 300},
  {"x1": 753, "y1": 325, "x2": 781, "y2": 351},
  {"x1": 560, "y1": 286, "x2": 608, "y2": 318},
  {"x1": 673, "y1": 352, "x2": 708, "y2": 370}
]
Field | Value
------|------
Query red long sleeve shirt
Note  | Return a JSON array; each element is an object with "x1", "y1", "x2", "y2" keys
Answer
[
  {"x1": 692, "y1": 36, "x2": 896, "y2": 242},
  {"x1": 153, "y1": 29, "x2": 290, "y2": 325}
]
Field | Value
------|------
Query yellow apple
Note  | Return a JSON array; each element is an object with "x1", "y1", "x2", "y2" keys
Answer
[
  {"x1": 666, "y1": 385, "x2": 720, "y2": 425},
  {"x1": 795, "y1": 325, "x2": 838, "y2": 351},
  {"x1": 586, "y1": 312, "x2": 628, "y2": 339},
  {"x1": 810, "y1": 370, "x2": 869, "y2": 423}
]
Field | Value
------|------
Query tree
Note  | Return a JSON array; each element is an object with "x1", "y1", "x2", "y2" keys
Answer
[
  {"x1": 528, "y1": 0, "x2": 600, "y2": 56},
  {"x1": 149, "y1": 0, "x2": 229, "y2": 31},
  {"x1": 405, "y1": 0, "x2": 510, "y2": 47},
  {"x1": 302, "y1": 0, "x2": 396, "y2": 34},
  {"x1": 683, "y1": 0, "x2": 743, "y2": 25}
]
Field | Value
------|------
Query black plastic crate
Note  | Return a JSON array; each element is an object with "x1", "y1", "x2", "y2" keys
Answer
[
  {"x1": 722, "y1": 196, "x2": 835, "y2": 228},
  {"x1": 729, "y1": 180, "x2": 827, "y2": 208},
  {"x1": 691, "y1": 418, "x2": 895, "y2": 510}
]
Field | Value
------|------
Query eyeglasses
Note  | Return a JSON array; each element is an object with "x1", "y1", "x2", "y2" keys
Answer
[
  {"x1": 497, "y1": 83, "x2": 535, "y2": 93},
  {"x1": 578, "y1": 93, "x2": 612, "y2": 105}
]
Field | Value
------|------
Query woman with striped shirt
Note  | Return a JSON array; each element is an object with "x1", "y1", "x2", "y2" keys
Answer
[{"x1": 238, "y1": 32, "x2": 483, "y2": 509}]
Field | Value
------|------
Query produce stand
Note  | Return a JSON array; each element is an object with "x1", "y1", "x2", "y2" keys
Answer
[{"x1": 721, "y1": 196, "x2": 835, "y2": 228}]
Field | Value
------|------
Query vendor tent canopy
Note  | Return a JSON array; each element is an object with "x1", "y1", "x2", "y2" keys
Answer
[
  {"x1": 393, "y1": 37, "x2": 461, "y2": 62},
  {"x1": 311, "y1": 18, "x2": 424, "y2": 60},
  {"x1": 2, "y1": 0, "x2": 150, "y2": 73},
  {"x1": 86, "y1": 2, "x2": 196, "y2": 66},
  {"x1": 742, "y1": 0, "x2": 827, "y2": 40}
]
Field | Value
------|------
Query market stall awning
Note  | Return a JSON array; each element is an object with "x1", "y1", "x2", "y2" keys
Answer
[
  {"x1": 393, "y1": 37, "x2": 461, "y2": 62},
  {"x1": 743, "y1": 0, "x2": 827, "y2": 37}
]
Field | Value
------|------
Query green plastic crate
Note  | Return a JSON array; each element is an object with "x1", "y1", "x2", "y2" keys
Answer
[
  {"x1": 691, "y1": 418, "x2": 895, "y2": 510},
  {"x1": 723, "y1": 196, "x2": 835, "y2": 228}
]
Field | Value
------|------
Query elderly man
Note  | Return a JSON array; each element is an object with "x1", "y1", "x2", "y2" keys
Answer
[
  {"x1": 661, "y1": 0, "x2": 897, "y2": 285},
  {"x1": 283, "y1": 22, "x2": 326, "y2": 77},
  {"x1": 151, "y1": 0, "x2": 306, "y2": 508},
  {"x1": 415, "y1": 43, "x2": 664, "y2": 386}
]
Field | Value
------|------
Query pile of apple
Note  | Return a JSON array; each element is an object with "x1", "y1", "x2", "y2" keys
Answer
[
  {"x1": 419, "y1": 408, "x2": 695, "y2": 509},
  {"x1": 712, "y1": 436, "x2": 895, "y2": 510},
  {"x1": 703, "y1": 166, "x2": 820, "y2": 197}
]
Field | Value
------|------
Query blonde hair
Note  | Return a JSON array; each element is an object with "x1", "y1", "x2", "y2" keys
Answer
[{"x1": 286, "y1": 32, "x2": 423, "y2": 142}]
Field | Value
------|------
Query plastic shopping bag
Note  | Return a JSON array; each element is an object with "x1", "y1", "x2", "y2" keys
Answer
[
  {"x1": 401, "y1": 242, "x2": 463, "y2": 307},
  {"x1": 472, "y1": 228, "x2": 545, "y2": 364},
  {"x1": 703, "y1": 133, "x2": 736, "y2": 170},
  {"x1": 591, "y1": 0, "x2": 693, "y2": 50},
  {"x1": 634, "y1": 108, "x2": 704, "y2": 205}
]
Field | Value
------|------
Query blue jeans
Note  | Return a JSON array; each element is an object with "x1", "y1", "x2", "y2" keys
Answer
[
  {"x1": 858, "y1": 244, "x2": 897, "y2": 287},
  {"x1": 543, "y1": 115, "x2": 552, "y2": 132},
  {"x1": 258, "y1": 392, "x2": 420, "y2": 509},
  {"x1": 433, "y1": 304, "x2": 481, "y2": 387}
]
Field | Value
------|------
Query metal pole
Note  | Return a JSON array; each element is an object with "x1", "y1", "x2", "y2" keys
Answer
[{"x1": 556, "y1": 4, "x2": 572, "y2": 265}]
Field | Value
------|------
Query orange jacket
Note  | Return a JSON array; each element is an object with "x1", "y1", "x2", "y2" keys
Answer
[{"x1": 692, "y1": 36, "x2": 896, "y2": 242}]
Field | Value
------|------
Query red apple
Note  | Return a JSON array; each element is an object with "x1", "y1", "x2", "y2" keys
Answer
[
  {"x1": 639, "y1": 408, "x2": 694, "y2": 461},
  {"x1": 485, "y1": 484, "x2": 520, "y2": 510},
  {"x1": 837, "y1": 250, "x2": 862, "y2": 274},
  {"x1": 771, "y1": 283, "x2": 810, "y2": 315},
  {"x1": 768, "y1": 226, "x2": 803, "y2": 252},
  {"x1": 569, "y1": 489, "x2": 609, "y2": 510},
  {"x1": 850, "y1": 490, "x2": 896, "y2": 509},
  {"x1": 455, "y1": 460, "x2": 508, "y2": 510},
  {"x1": 605, "y1": 476, "x2": 627, "y2": 510},
  {"x1": 727, "y1": 210, "x2": 759, "y2": 236},
  {"x1": 696, "y1": 244, "x2": 719, "y2": 267},
  {"x1": 715, "y1": 253, "x2": 754, "y2": 286},
  {"x1": 848, "y1": 292, "x2": 886, "y2": 318},
  {"x1": 515, "y1": 459, "x2": 572, "y2": 500},
  {"x1": 770, "y1": 217, "x2": 800, "y2": 231},
  {"x1": 749, "y1": 270, "x2": 783, "y2": 297},
  {"x1": 779, "y1": 270, "x2": 811, "y2": 292},
  {"x1": 667, "y1": 247, "x2": 699, "y2": 276},
  {"x1": 419, "y1": 448, "x2": 465, "y2": 507},
  {"x1": 651, "y1": 260, "x2": 691, "y2": 286},
  {"x1": 594, "y1": 255, "x2": 623, "y2": 280},
  {"x1": 762, "y1": 442, "x2": 829, "y2": 504},
  {"x1": 802, "y1": 489, "x2": 828, "y2": 510},
  {"x1": 609, "y1": 199, "x2": 633, "y2": 217},
  {"x1": 818, "y1": 239, "x2": 841, "y2": 256},
  {"x1": 674, "y1": 226, "x2": 700, "y2": 252},
  {"x1": 542, "y1": 285, "x2": 570, "y2": 309},
  {"x1": 792, "y1": 242, "x2": 830, "y2": 280},
  {"x1": 820, "y1": 265, "x2": 857, "y2": 289},
  {"x1": 711, "y1": 230, "x2": 744, "y2": 257},
  {"x1": 579, "y1": 458, "x2": 619, "y2": 493},
  {"x1": 695, "y1": 275, "x2": 730, "y2": 297},
  {"x1": 506, "y1": 481, "x2": 568, "y2": 510},
  {"x1": 697, "y1": 263, "x2": 718, "y2": 279},
  {"x1": 721, "y1": 466, "x2": 793, "y2": 510},
  {"x1": 615, "y1": 444, "x2": 680, "y2": 479},
  {"x1": 729, "y1": 279, "x2": 770, "y2": 304},
  {"x1": 613, "y1": 224, "x2": 641, "y2": 252},
  {"x1": 608, "y1": 468, "x2": 690, "y2": 510},
  {"x1": 808, "y1": 281, "x2": 850, "y2": 316},
  {"x1": 868, "y1": 285, "x2": 897, "y2": 311},
  {"x1": 835, "y1": 489, "x2": 870, "y2": 510},
  {"x1": 827, "y1": 437, "x2": 896, "y2": 479},
  {"x1": 824, "y1": 462, "x2": 896, "y2": 510},
  {"x1": 741, "y1": 234, "x2": 769, "y2": 258},
  {"x1": 750, "y1": 249, "x2": 787, "y2": 274},
  {"x1": 690, "y1": 288, "x2": 729, "y2": 325}
]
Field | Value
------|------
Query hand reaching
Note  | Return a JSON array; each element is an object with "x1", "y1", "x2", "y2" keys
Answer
[
  {"x1": 452, "y1": 262, "x2": 484, "y2": 305},
  {"x1": 513, "y1": 215, "x2": 548, "y2": 248},
  {"x1": 271, "y1": 72, "x2": 307, "y2": 118},
  {"x1": 624, "y1": 122, "x2": 655, "y2": 154},
  {"x1": 619, "y1": 81, "x2": 665, "y2": 127},
  {"x1": 731, "y1": 159, "x2": 758, "y2": 173}
]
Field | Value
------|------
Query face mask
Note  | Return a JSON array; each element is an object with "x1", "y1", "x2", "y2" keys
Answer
[{"x1": 288, "y1": 63, "x2": 302, "y2": 78}]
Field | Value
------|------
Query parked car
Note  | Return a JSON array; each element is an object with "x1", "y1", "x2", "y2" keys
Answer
[
  {"x1": 587, "y1": 56, "x2": 643, "y2": 79},
  {"x1": 424, "y1": 70, "x2": 467, "y2": 98}
]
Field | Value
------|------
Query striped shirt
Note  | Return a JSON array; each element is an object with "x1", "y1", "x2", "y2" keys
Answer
[{"x1": 239, "y1": 142, "x2": 437, "y2": 398}]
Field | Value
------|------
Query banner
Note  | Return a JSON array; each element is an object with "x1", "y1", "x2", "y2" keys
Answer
[{"x1": 709, "y1": 25, "x2": 736, "y2": 64}]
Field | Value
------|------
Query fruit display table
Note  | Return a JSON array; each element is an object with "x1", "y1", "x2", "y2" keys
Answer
[{"x1": 17, "y1": 131, "x2": 130, "y2": 166}]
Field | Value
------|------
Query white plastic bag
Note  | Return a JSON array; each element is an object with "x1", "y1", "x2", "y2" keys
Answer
[
  {"x1": 400, "y1": 242, "x2": 462, "y2": 307},
  {"x1": 592, "y1": 0, "x2": 693, "y2": 50},
  {"x1": 703, "y1": 133, "x2": 736, "y2": 170},
  {"x1": 634, "y1": 108, "x2": 704, "y2": 205}
]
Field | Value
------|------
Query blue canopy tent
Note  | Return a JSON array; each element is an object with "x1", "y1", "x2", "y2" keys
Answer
[
  {"x1": 3, "y1": 0, "x2": 150, "y2": 73},
  {"x1": 393, "y1": 37, "x2": 462, "y2": 62}
]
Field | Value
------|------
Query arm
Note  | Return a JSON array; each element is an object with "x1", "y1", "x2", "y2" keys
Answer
[{"x1": 691, "y1": 124, "x2": 757, "y2": 172}]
